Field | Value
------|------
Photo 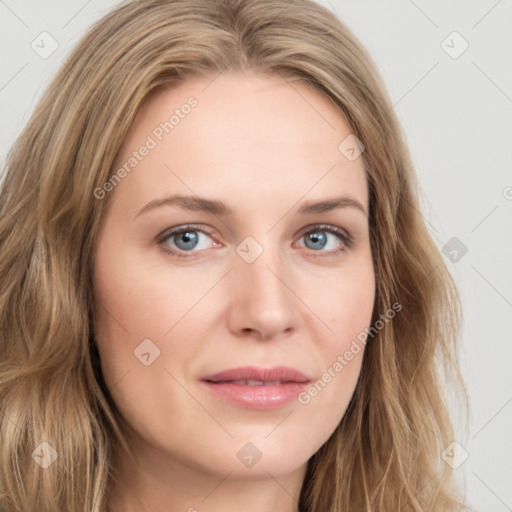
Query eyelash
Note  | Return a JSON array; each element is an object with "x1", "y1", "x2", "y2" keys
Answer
[{"x1": 157, "y1": 223, "x2": 353, "y2": 259}]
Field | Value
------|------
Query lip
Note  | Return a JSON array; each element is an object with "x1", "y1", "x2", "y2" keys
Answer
[{"x1": 200, "y1": 365, "x2": 311, "y2": 410}]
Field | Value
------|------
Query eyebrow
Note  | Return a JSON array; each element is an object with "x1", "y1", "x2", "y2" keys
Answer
[
  {"x1": 136, "y1": 195, "x2": 231, "y2": 218},
  {"x1": 297, "y1": 196, "x2": 367, "y2": 217},
  {"x1": 136, "y1": 194, "x2": 367, "y2": 218}
]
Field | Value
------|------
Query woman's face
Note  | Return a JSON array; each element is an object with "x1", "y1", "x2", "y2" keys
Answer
[{"x1": 93, "y1": 71, "x2": 375, "y2": 482}]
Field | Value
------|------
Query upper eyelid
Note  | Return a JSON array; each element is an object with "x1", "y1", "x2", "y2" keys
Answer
[
  {"x1": 158, "y1": 224, "x2": 215, "y2": 242},
  {"x1": 298, "y1": 223, "x2": 350, "y2": 236}
]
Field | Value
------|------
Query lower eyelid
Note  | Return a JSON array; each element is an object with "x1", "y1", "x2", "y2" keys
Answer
[{"x1": 295, "y1": 233, "x2": 350, "y2": 254}]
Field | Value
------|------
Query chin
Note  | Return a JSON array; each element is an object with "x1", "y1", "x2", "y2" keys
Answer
[{"x1": 190, "y1": 434, "x2": 318, "y2": 480}]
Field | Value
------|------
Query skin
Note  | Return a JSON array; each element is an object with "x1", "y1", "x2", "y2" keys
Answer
[{"x1": 92, "y1": 70, "x2": 375, "y2": 512}]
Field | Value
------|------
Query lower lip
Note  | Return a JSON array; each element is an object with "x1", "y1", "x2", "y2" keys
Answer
[{"x1": 201, "y1": 381, "x2": 309, "y2": 410}]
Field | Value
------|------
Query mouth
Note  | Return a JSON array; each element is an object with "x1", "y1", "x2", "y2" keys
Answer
[
  {"x1": 215, "y1": 379, "x2": 290, "y2": 386},
  {"x1": 200, "y1": 366, "x2": 311, "y2": 410}
]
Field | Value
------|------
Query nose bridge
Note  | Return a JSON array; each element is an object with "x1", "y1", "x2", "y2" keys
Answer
[{"x1": 228, "y1": 233, "x2": 298, "y2": 338}]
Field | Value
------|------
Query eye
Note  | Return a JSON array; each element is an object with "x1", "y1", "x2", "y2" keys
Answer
[
  {"x1": 158, "y1": 224, "x2": 218, "y2": 257},
  {"x1": 295, "y1": 224, "x2": 353, "y2": 257},
  {"x1": 157, "y1": 223, "x2": 353, "y2": 259}
]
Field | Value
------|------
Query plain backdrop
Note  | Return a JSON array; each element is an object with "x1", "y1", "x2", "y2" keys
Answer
[{"x1": 1, "y1": 1, "x2": 511, "y2": 511}]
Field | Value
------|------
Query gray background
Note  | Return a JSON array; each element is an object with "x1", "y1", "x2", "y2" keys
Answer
[{"x1": 1, "y1": 1, "x2": 511, "y2": 510}]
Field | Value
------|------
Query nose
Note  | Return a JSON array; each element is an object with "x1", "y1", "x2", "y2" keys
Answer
[{"x1": 225, "y1": 241, "x2": 301, "y2": 341}]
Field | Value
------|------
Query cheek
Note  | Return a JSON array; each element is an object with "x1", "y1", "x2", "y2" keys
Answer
[
  {"x1": 92, "y1": 243, "x2": 173, "y2": 380},
  {"x1": 91, "y1": 248, "x2": 207, "y2": 443},
  {"x1": 310, "y1": 256, "x2": 376, "y2": 346},
  {"x1": 298, "y1": 257, "x2": 374, "y2": 409},
  {"x1": 92, "y1": 239, "x2": 219, "y2": 408},
  {"x1": 93, "y1": 242, "x2": 202, "y2": 339}
]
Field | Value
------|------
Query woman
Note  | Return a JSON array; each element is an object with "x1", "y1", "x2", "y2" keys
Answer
[{"x1": 0, "y1": 0, "x2": 467, "y2": 511}]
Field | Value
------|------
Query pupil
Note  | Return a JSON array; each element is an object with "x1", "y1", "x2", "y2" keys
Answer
[
  {"x1": 176, "y1": 231, "x2": 198, "y2": 250},
  {"x1": 306, "y1": 231, "x2": 326, "y2": 250}
]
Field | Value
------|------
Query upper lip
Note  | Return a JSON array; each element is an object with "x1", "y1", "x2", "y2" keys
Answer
[{"x1": 201, "y1": 365, "x2": 311, "y2": 384}]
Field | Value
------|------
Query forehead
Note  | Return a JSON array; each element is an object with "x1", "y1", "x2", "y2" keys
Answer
[{"x1": 107, "y1": 71, "x2": 368, "y2": 218}]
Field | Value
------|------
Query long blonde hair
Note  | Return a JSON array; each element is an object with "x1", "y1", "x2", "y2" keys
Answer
[{"x1": 0, "y1": 0, "x2": 467, "y2": 510}]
